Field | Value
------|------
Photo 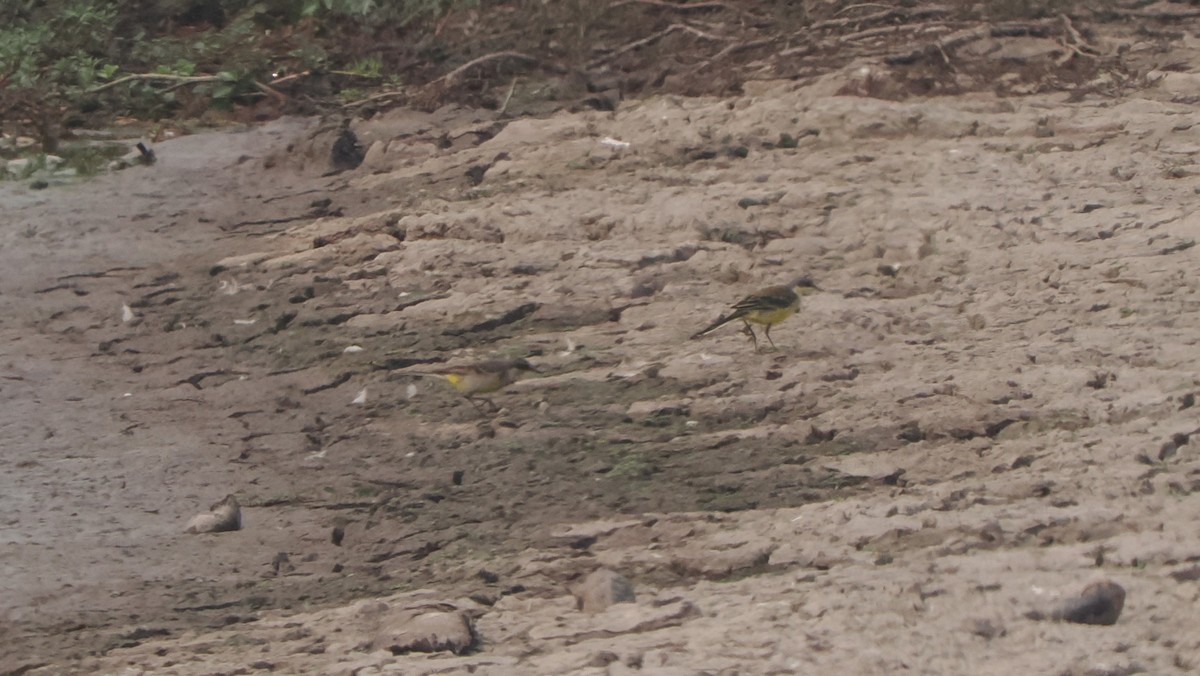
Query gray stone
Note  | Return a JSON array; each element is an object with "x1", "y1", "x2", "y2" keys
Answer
[
  {"x1": 360, "y1": 140, "x2": 388, "y2": 171},
  {"x1": 574, "y1": 568, "x2": 636, "y2": 613},
  {"x1": 1028, "y1": 579, "x2": 1126, "y2": 626},
  {"x1": 1051, "y1": 580, "x2": 1126, "y2": 626},
  {"x1": 185, "y1": 494, "x2": 242, "y2": 534},
  {"x1": 373, "y1": 607, "x2": 476, "y2": 655}
]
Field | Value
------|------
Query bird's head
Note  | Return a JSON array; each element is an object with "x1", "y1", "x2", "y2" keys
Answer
[{"x1": 790, "y1": 276, "x2": 821, "y2": 295}]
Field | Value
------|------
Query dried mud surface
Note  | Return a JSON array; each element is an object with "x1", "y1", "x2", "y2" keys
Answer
[{"x1": 5, "y1": 12, "x2": 1200, "y2": 676}]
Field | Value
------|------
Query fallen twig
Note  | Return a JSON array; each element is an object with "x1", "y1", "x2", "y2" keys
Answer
[
  {"x1": 89, "y1": 73, "x2": 220, "y2": 94},
  {"x1": 836, "y1": 21, "x2": 950, "y2": 44},
  {"x1": 267, "y1": 69, "x2": 382, "y2": 87},
  {"x1": 268, "y1": 70, "x2": 313, "y2": 86},
  {"x1": 884, "y1": 18, "x2": 1058, "y2": 65},
  {"x1": 498, "y1": 77, "x2": 518, "y2": 115},
  {"x1": 810, "y1": 4, "x2": 949, "y2": 30},
  {"x1": 611, "y1": 0, "x2": 738, "y2": 10},
  {"x1": 1058, "y1": 13, "x2": 1100, "y2": 60},
  {"x1": 435, "y1": 51, "x2": 541, "y2": 84},
  {"x1": 254, "y1": 80, "x2": 288, "y2": 102},
  {"x1": 834, "y1": 2, "x2": 897, "y2": 16},
  {"x1": 341, "y1": 89, "x2": 408, "y2": 110},
  {"x1": 589, "y1": 23, "x2": 731, "y2": 69},
  {"x1": 778, "y1": 43, "x2": 816, "y2": 58},
  {"x1": 89, "y1": 71, "x2": 286, "y2": 102},
  {"x1": 708, "y1": 35, "x2": 784, "y2": 62}
]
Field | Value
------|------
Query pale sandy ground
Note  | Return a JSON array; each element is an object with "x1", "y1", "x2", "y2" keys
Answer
[{"x1": 5, "y1": 39, "x2": 1200, "y2": 676}]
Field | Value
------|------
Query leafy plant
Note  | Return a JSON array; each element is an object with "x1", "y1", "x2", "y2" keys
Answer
[
  {"x1": 0, "y1": 0, "x2": 477, "y2": 149},
  {"x1": 0, "y1": 1, "x2": 119, "y2": 150}
]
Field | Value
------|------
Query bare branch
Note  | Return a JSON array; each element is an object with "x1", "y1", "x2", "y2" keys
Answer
[
  {"x1": 833, "y1": 3, "x2": 899, "y2": 16},
  {"x1": 611, "y1": 0, "x2": 738, "y2": 11},
  {"x1": 885, "y1": 18, "x2": 1059, "y2": 65},
  {"x1": 254, "y1": 80, "x2": 288, "y2": 102},
  {"x1": 836, "y1": 22, "x2": 950, "y2": 45},
  {"x1": 498, "y1": 77, "x2": 518, "y2": 115},
  {"x1": 88, "y1": 73, "x2": 220, "y2": 94},
  {"x1": 340, "y1": 89, "x2": 408, "y2": 110},
  {"x1": 589, "y1": 23, "x2": 731, "y2": 69},
  {"x1": 434, "y1": 51, "x2": 542, "y2": 85},
  {"x1": 810, "y1": 5, "x2": 950, "y2": 31}
]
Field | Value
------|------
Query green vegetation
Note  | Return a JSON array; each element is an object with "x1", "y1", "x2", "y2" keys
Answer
[
  {"x1": 608, "y1": 451, "x2": 657, "y2": 480},
  {"x1": 0, "y1": 0, "x2": 476, "y2": 150}
]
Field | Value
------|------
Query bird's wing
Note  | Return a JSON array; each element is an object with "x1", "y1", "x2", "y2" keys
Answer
[
  {"x1": 405, "y1": 368, "x2": 462, "y2": 378},
  {"x1": 733, "y1": 285, "x2": 795, "y2": 312},
  {"x1": 474, "y1": 360, "x2": 517, "y2": 375}
]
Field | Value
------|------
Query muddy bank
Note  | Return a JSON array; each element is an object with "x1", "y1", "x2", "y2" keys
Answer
[{"x1": 5, "y1": 14, "x2": 1200, "y2": 675}]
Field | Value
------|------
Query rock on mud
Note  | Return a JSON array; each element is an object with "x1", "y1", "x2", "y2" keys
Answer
[
  {"x1": 573, "y1": 568, "x2": 636, "y2": 613},
  {"x1": 1029, "y1": 579, "x2": 1126, "y2": 626},
  {"x1": 184, "y1": 494, "x2": 243, "y2": 534},
  {"x1": 372, "y1": 605, "x2": 477, "y2": 655}
]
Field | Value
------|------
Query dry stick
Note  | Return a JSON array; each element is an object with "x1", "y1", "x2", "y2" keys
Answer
[
  {"x1": 89, "y1": 72, "x2": 286, "y2": 101},
  {"x1": 434, "y1": 51, "x2": 541, "y2": 84},
  {"x1": 1055, "y1": 13, "x2": 1091, "y2": 67},
  {"x1": 884, "y1": 19, "x2": 1058, "y2": 65},
  {"x1": 162, "y1": 78, "x2": 209, "y2": 93},
  {"x1": 268, "y1": 70, "x2": 313, "y2": 86},
  {"x1": 589, "y1": 25, "x2": 680, "y2": 69},
  {"x1": 779, "y1": 43, "x2": 816, "y2": 58},
  {"x1": 89, "y1": 73, "x2": 220, "y2": 94},
  {"x1": 588, "y1": 23, "x2": 730, "y2": 69},
  {"x1": 1059, "y1": 13, "x2": 1099, "y2": 54},
  {"x1": 341, "y1": 89, "x2": 408, "y2": 110},
  {"x1": 1056, "y1": 41, "x2": 1083, "y2": 67},
  {"x1": 836, "y1": 22, "x2": 949, "y2": 44},
  {"x1": 1055, "y1": 33, "x2": 1097, "y2": 67},
  {"x1": 497, "y1": 77, "x2": 518, "y2": 115},
  {"x1": 936, "y1": 42, "x2": 954, "y2": 68},
  {"x1": 833, "y1": 2, "x2": 899, "y2": 16},
  {"x1": 677, "y1": 23, "x2": 733, "y2": 41},
  {"x1": 722, "y1": 35, "x2": 784, "y2": 58},
  {"x1": 254, "y1": 80, "x2": 288, "y2": 101},
  {"x1": 610, "y1": 0, "x2": 738, "y2": 11},
  {"x1": 107, "y1": 69, "x2": 382, "y2": 93},
  {"x1": 809, "y1": 4, "x2": 949, "y2": 30},
  {"x1": 692, "y1": 35, "x2": 785, "y2": 71},
  {"x1": 267, "y1": 69, "x2": 382, "y2": 87}
]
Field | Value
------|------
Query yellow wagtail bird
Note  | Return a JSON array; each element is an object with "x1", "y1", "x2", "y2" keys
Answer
[
  {"x1": 409, "y1": 358, "x2": 539, "y2": 412},
  {"x1": 691, "y1": 277, "x2": 820, "y2": 352}
]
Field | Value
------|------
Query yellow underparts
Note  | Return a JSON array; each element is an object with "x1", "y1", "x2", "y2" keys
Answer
[{"x1": 743, "y1": 306, "x2": 796, "y2": 327}]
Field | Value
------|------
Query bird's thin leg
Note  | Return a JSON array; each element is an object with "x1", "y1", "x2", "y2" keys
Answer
[
  {"x1": 764, "y1": 324, "x2": 778, "y2": 351},
  {"x1": 741, "y1": 320, "x2": 759, "y2": 352},
  {"x1": 464, "y1": 396, "x2": 487, "y2": 414},
  {"x1": 465, "y1": 396, "x2": 499, "y2": 413}
]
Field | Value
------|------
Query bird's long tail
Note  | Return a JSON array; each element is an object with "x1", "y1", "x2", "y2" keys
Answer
[{"x1": 691, "y1": 312, "x2": 741, "y2": 339}]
